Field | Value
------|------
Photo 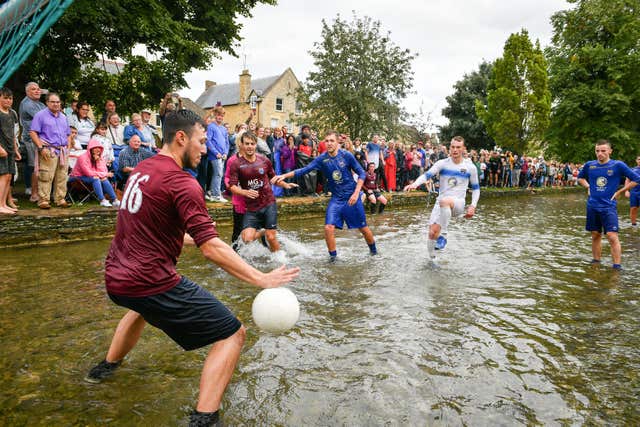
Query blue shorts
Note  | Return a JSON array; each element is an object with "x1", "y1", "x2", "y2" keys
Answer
[
  {"x1": 243, "y1": 202, "x2": 278, "y2": 230},
  {"x1": 630, "y1": 192, "x2": 640, "y2": 208},
  {"x1": 585, "y1": 206, "x2": 619, "y2": 233},
  {"x1": 326, "y1": 197, "x2": 367, "y2": 229},
  {"x1": 109, "y1": 277, "x2": 241, "y2": 351}
]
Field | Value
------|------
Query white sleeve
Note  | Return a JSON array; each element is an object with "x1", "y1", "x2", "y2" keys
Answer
[{"x1": 414, "y1": 160, "x2": 443, "y2": 186}]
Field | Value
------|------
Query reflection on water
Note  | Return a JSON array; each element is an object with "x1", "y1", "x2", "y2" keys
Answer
[{"x1": 2, "y1": 192, "x2": 639, "y2": 425}]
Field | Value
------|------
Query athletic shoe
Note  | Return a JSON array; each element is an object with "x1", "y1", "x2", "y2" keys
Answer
[
  {"x1": 56, "y1": 200, "x2": 70, "y2": 208},
  {"x1": 84, "y1": 359, "x2": 122, "y2": 383},
  {"x1": 189, "y1": 410, "x2": 222, "y2": 427},
  {"x1": 38, "y1": 201, "x2": 50, "y2": 209},
  {"x1": 435, "y1": 236, "x2": 447, "y2": 250},
  {"x1": 329, "y1": 255, "x2": 337, "y2": 263},
  {"x1": 217, "y1": 196, "x2": 228, "y2": 203},
  {"x1": 112, "y1": 200, "x2": 121, "y2": 208},
  {"x1": 25, "y1": 188, "x2": 31, "y2": 196},
  {"x1": 205, "y1": 192, "x2": 215, "y2": 202},
  {"x1": 100, "y1": 199, "x2": 112, "y2": 207}
]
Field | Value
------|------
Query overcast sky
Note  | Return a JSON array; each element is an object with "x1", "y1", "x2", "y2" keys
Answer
[{"x1": 181, "y1": 0, "x2": 571, "y2": 130}]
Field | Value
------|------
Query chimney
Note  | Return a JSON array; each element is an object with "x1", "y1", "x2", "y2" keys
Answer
[
  {"x1": 205, "y1": 80, "x2": 216, "y2": 90},
  {"x1": 239, "y1": 69, "x2": 251, "y2": 103}
]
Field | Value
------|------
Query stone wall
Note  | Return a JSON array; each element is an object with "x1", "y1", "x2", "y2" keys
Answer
[{"x1": 0, "y1": 187, "x2": 582, "y2": 248}]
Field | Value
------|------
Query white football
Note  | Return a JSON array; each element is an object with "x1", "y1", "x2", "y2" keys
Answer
[{"x1": 251, "y1": 287, "x2": 300, "y2": 333}]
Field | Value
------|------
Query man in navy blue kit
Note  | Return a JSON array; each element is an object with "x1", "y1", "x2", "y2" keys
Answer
[
  {"x1": 577, "y1": 139, "x2": 640, "y2": 269},
  {"x1": 272, "y1": 130, "x2": 377, "y2": 261},
  {"x1": 624, "y1": 155, "x2": 640, "y2": 227}
]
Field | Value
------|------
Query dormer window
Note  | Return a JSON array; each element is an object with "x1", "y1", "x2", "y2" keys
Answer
[{"x1": 249, "y1": 94, "x2": 257, "y2": 109}]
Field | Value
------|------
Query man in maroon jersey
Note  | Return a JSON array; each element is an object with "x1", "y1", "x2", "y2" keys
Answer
[
  {"x1": 228, "y1": 132, "x2": 297, "y2": 252},
  {"x1": 84, "y1": 110, "x2": 299, "y2": 427}
]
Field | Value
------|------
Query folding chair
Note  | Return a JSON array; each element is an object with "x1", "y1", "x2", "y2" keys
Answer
[{"x1": 67, "y1": 177, "x2": 97, "y2": 205}]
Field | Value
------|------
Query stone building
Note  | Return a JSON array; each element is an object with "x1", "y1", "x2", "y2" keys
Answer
[{"x1": 195, "y1": 68, "x2": 303, "y2": 132}]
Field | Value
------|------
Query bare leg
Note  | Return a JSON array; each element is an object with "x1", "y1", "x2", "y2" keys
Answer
[
  {"x1": 0, "y1": 175, "x2": 16, "y2": 213},
  {"x1": 240, "y1": 228, "x2": 258, "y2": 244},
  {"x1": 30, "y1": 172, "x2": 39, "y2": 202},
  {"x1": 196, "y1": 326, "x2": 246, "y2": 412},
  {"x1": 630, "y1": 207, "x2": 638, "y2": 225},
  {"x1": 358, "y1": 226, "x2": 375, "y2": 245},
  {"x1": 265, "y1": 229, "x2": 280, "y2": 252},
  {"x1": 427, "y1": 223, "x2": 442, "y2": 260},
  {"x1": 606, "y1": 232, "x2": 622, "y2": 265},
  {"x1": 590, "y1": 231, "x2": 602, "y2": 262},
  {"x1": 6, "y1": 175, "x2": 17, "y2": 209},
  {"x1": 105, "y1": 310, "x2": 146, "y2": 362},
  {"x1": 324, "y1": 224, "x2": 336, "y2": 252},
  {"x1": 429, "y1": 223, "x2": 442, "y2": 240}
]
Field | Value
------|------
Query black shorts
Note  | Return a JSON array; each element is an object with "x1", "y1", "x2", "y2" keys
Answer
[
  {"x1": 108, "y1": 277, "x2": 241, "y2": 351},
  {"x1": 243, "y1": 202, "x2": 278, "y2": 230},
  {"x1": 366, "y1": 189, "x2": 382, "y2": 199},
  {"x1": 0, "y1": 151, "x2": 15, "y2": 175}
]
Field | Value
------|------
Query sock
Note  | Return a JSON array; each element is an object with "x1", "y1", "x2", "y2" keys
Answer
[
  {"x1": 329, "y1": 250, "x2": 337, "y2": 257},
  {"x1": 378, "y1": 203, "x2": 385, "y2": 214},
  {"x1": 368, "y1": 242, "x2": 377, "y2": 255},
  {"x1": 612, "y1": 263, "x2": 622, "y2": 270},
  {"x1": 439, "y1": 206, "x2": 452, "y2": 235},
  {"x1": 427, "y1": 239, "x2": 436, "y2": 259},
  {"x1": 369, "y1": 203, "x2": 376, "y2": 214},
  {"x1": 189, "y1": 410, "x2": 219, "y2": 427}
]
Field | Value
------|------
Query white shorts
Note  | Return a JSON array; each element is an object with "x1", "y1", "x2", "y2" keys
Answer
[{"x1": 429, "y1": 197, "x2": 465, "y2": 226}]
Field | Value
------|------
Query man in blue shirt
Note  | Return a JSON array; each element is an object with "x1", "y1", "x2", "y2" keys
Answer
[
  {"x1": 205, "y1": 106, "x2": 229, "y2": 202},
  {"x1": 624, "y1": 155, "x2": 640, "y2": 227},
  {"x1": 577, "y1": 139, "x2": 640, "y2": 269},
  {"x1": 272, "y1": 130, "x2": 377, "y2": 261}
]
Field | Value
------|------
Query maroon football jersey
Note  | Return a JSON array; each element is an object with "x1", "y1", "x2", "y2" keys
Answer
[
  {"x1": 227, "y1": 154, "x2": 276, "y2": 212},
  {"x1": 364, "y1": 171, "x2": 377, "y2": 190},
  {"x1": 105, "y1": 155, "x2": 218, "y2": 297}
]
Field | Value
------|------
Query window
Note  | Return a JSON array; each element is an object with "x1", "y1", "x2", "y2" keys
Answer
[
  {"x1": 275, "y1": 97, "x2": 283, "y2": 112},
  {"x1": 270, "y1": 118, "x2": 278, "y2": 128},
  {"x1": 249, "y1": 94, "x2": 257, "y2": 109},
  {"x1": 295, "y1": 101, "x2": 302, "y2": 115}
]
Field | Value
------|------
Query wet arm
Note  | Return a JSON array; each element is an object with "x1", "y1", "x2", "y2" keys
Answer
[{"x1": 199, "y1": 237, "x2": 299, "y2": 288}]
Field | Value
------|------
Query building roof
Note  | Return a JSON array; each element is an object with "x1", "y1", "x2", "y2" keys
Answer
[
  {"x1": 91, "y1": 59, "x2": 125, "y2": 75},
  {"x1": 180, "y1": 98, "x2": 207, "y2": 119},
  {"x1": 195, "y1": 74, "x2": 282, "y2": 109}
]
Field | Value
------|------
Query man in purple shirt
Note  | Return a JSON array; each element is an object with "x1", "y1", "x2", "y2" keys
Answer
[{"x1": 29, "y1": 92, "x2": 71, "y2": 209}]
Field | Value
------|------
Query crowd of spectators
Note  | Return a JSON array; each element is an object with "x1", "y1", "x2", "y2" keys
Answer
[
  {"x1": 470, "y1": 149, "x2": 582, "y2": 189},
  {"x1": 0, "y1": 82, "x2": 179, "y2": 213},
  {"x1": 0, "y1": 81, "x2": 583, "y2": 217}
]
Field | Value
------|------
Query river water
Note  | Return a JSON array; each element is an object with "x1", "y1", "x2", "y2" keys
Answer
[{"x1": 2, "y1": 192, "x2": 639, "y2": 426}]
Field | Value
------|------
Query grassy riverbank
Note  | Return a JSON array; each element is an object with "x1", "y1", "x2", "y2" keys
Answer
[{"x1": 0, "y1": 186, "x2": 583, "y2": 248}]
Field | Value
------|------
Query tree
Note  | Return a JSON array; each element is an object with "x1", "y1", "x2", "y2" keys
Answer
[
  {"x1": 545, "y1": 0, "x2": 640, "y2": 163},
  {"x1": 7, "y1": 0, "x2": 274, "y2": 116},
  {"x1": 297, "y1": 13, "x2": 416, "y2": 140},
  {"x1": 475, "y1": 30, "x2": 551, "y2": 154},
  {"x1": 439, "y1": 61, "x2": 494, "y2": 151}
]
